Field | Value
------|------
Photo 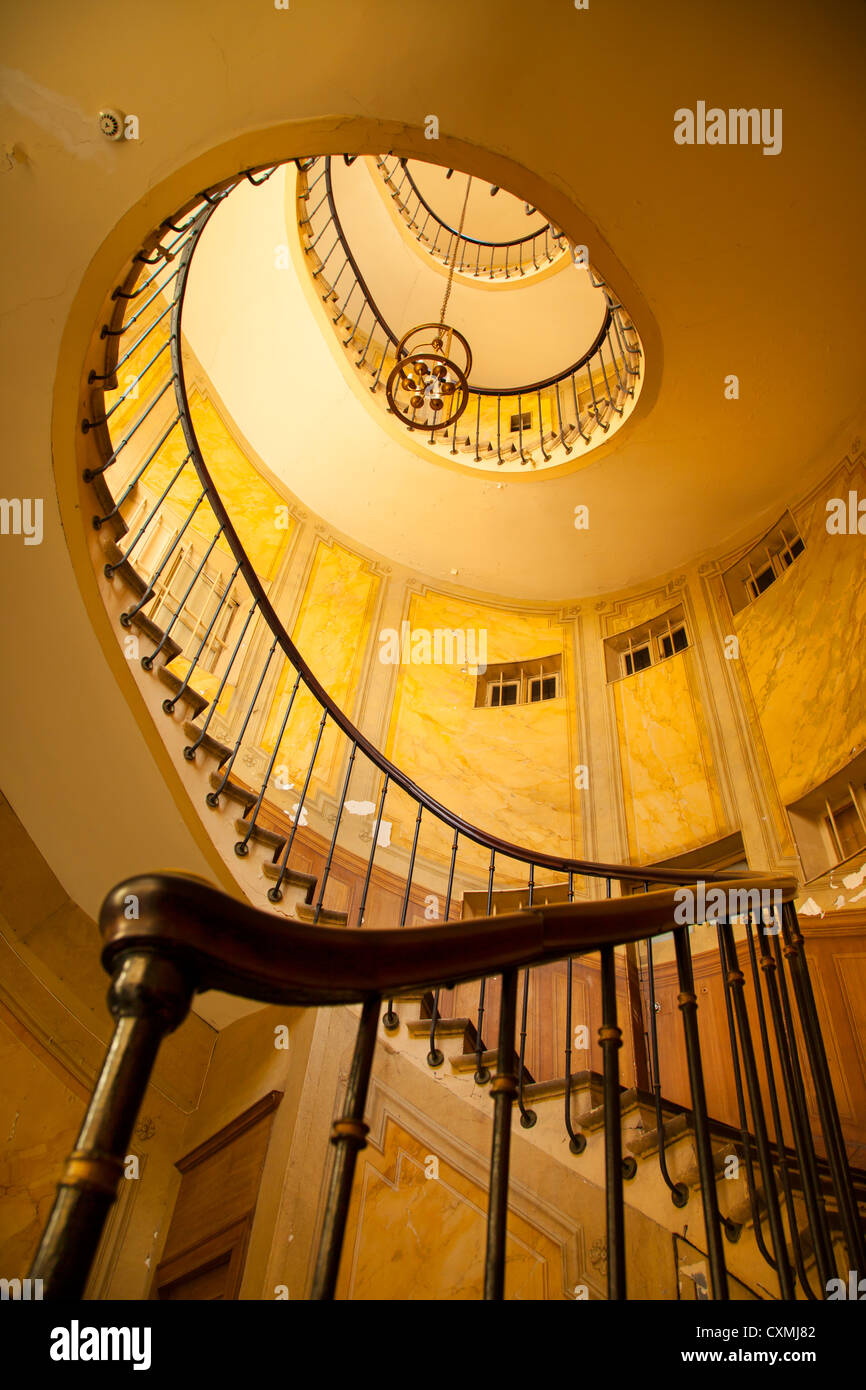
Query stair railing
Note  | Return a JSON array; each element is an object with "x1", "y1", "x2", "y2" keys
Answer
[
  {"x1": 73, "y1": 159, "x2": 864, "y2": 1300},
  {"x1": 373, "y1": 154, "x2": 569, "y2": 281},
  {"x1": 298, "y1": 156, "x2": 641, "y2": 468}
]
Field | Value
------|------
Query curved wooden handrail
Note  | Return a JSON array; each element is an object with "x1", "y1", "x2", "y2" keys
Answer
[
  {"x1": 100, "y1": 872, "x2": 799, "y2": 1006},
  {"x1": 317, "y1": 158, "x2": 614, "y2": 400},
  {"x1": 388, "y1": 157, "x2": 554, "y2": 251},
  {"x1": 172, "y1": 197, "x2": 746, "y2": 888}
]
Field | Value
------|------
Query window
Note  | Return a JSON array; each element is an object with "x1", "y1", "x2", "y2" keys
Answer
[
  {"x1": 659, "y1": 625, "x2": 688, "y2": 660},
  {"x1": 722, "y1": 513, "x2": 806, "y2": 614},
  {"x1": 509, "y1": 411, "x2": 532, "y2": 432},
  {"x1": 787, "y1": 758, "x2": 866, "y2": 882},
  {"x1": 780, "y1": 536, "x2": 804, "y2": 567},
  {"x1": 825, "y1": 797, "x2": 866, "y2": 863},
  {"x1": 476, "y1": 654, "x2": 563, "y2": 708},
  {"x1": 604, "y1": 606, "x2": 690, "y2": 682},
  {"x1": 748, "y1": 564, "x2": 776, "y2": 598},
  {"x1": 623, "y1": 644, "x2": 651, "y2": 676},
  {"x1": 529, "y1": 675, "x2": 558, "y2": 702},
  {"x1": 490, "y1": 680, "x2": 519, "y2": 707}
]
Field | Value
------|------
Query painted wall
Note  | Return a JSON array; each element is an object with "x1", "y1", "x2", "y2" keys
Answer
[
  {"x1": 734, "y1": 459, "x2": 866, "y2": 807},
  {"x1": 384, "y1": 587, "x2": 577, "y2": 873}
]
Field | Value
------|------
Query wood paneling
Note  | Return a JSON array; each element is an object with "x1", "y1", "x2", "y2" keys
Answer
[{"x1": 152, "y1": 1091, "x2": 282, "y2": 1298}]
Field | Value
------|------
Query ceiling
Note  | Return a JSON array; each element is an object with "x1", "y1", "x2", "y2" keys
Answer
[{"x1": 181, "y1": 73, "x2": 866, "y2": 602}]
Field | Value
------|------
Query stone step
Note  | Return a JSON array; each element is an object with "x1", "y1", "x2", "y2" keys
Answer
[
  {"x1": 294, "y1": 901, "x2": 348, "y2": 927},
  {"x1": 183, "y1": 720, "x2": 232, "y2": 767},
  {"x1": 260, "y1": 857, "x2": 318, "y2": 903},
  {"x1": 158, "y1": 665, "x2": 209, "y2": 719},
  {"x1": 234, "y1": 816, "x2": 286, "y2": 857}
]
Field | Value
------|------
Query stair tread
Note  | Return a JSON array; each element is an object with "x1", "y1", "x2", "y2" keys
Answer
[
  {"x1": 207, "y1": 770, "x2": 257, "y2": 811},
  {"x1": 294, "y1": 901, "x2": 348, "y2": 927},
  {"x1": 103, "y1": 541, "x2": 151, "y2": 599},
  {"x1": 127, "y1": 610, "x2": 182, "y2": 661},
  {"x1": 234, "y1": 816, "x2": 286, "y2": 855},
  {"x1": 260, "y1": 858, "x2": 318, "y2": 900},
  {"x1": 184, "y1": 720, "x2": 233, "y2": 765},
  {"x1": 158, "y1": 666, "x2": 209, "y2": 718}
]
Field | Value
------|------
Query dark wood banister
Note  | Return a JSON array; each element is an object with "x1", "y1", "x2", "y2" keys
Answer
[
  {"x1": 388, "y1": 156, "x2": 554, "y2": 250},
  {"x1": 101, "y1": 871, "x2": 799, "y2": 1006},
  {"x1": 169, "y1": 207, "x2": 745, "y2": 889},
  {"x1": 173, "y1": 195, "x2": 754, "y2": 889}
]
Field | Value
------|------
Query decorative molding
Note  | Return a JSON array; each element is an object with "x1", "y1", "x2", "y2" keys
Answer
[{"x1": 175, "y1": 1090, "x2": 283, "y2": 1174}]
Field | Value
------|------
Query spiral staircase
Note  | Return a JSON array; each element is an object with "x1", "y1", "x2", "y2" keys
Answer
[{"x1": 29, "y1": 150, "x2": 865, "y2": 1303}]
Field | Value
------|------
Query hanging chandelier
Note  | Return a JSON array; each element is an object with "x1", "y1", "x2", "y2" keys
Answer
[{"x1": 386, "y1": 173, "x2": 473, "y2": 432}]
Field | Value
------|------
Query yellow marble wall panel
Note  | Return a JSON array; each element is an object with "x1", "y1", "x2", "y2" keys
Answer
[
  {"x1": 606, "y1": 590, "x2": 681, "y2": 637},
  {"x1": 261, "y1": 539, "x2": 379, "y2": 801},
  {"x1": 734, "y1": 469, "x2": 866, "y2": 806},
  {"x1": 614, "y1": 651, "x2": 724, "y2": 861},
  {"x1": 335, "y1": 1115, "x2": 563, "y2": 1300},
  {"x1": 386, "y1": 590, "x2": 575, "y2": 873},
  {"x1": 0, "y1": 1006, "x2": 85, "y2": 1276}
]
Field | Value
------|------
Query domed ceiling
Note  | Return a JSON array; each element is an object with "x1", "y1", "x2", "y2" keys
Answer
[{"x1": 179, "y1": 134, "x2": 864, "y2": 603}]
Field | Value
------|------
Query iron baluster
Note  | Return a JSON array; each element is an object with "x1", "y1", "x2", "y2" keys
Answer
[
  {"x1": 779, "y1": 902, "x2": 866, "y2": 1273},
  {"x1": 206, "y1": 634, "x2": 279, "y2": 803},
  {"x1": 483, "y1": 967, "x2": 519, "y2": 1300},
  {"x1": 428, "y1": 828, "x2": 459, "y2": 1068},
  {"x1": 99, "y1": 445, "x2": 190, "y2": 543},
  {"x1": 90, "y1": 339, "x2": 172, "y2": 429},
  {"x1": 272, "y1": 705, "x2": 329, "y2": 870},
  {"x1": 537, "y1": 389, "x2": 550, "y2": 461},
  {"x1": 600, "y1": 943, "x2": 626, "y2": 1299},
  {"x1": 554, "y1": 380, "x2": 573, "y2": 454},
  {"x1": 719, "y1": 920, "x2": 794, "y2": 1297},
  {"x1": 356, "y1": 773, "x2": 390, "y2": 929},
  {"x1": 744, "y1": 916, "x2": 819, "y2": 1299},
  {"x1": 475, "y1": 849, "x2": 496, "y2": 1083},
  {"x1": 312, "y1": 741, "x2": 358, "y2": 925},
  {"x1": 673, "y1": 926, "x2": 729, "y2": 1299},
  {"x1": 141, "y1": 527, "x2": 225, "y2": 672},
  {"x1": 183, "y1": 599, "x2": 258, "y2": 757},
  {"x1": 83, "y1": 378, "x2": 178, "y2": 474},
  {"x1": 163, "y1": 559, "x2": 243, "y2": 715},
  {"x1": 646, "y1": 935, "x2": 689, "y2": 1206},
  {"x1": 120, "y1": 486, "x2": 207, "y2": 623},
  {"x1": 716, "y1": 923, "x2": 786, "y2": 1278},
  {"x1": 761, "y1": 929, "x2": 834, "y2": 1290},
  {"x1": 311, "y1": 994, "x2": 381, "y2": 1300},
  {"x1": 517, "y1": 865, "x2": 537, "y2": 1128},
  {"x1": 235, "y1": 667, "x2": 303, "y2": 854}
]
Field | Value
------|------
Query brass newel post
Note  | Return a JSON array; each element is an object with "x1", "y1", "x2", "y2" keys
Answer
[{"x1": 30, "y1": 950, "x2": 193, "y2": 1299}]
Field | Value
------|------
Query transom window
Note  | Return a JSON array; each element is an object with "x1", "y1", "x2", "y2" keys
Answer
[
  {"x1": 722, "y1": 513, "x2": 806, "y2": 614},
  {"x1": 604, "y1": 607, "x2": 690, "y2": 682},
  {"x1": 476, "y1": 654, "x2": 563, "y2": 708}
]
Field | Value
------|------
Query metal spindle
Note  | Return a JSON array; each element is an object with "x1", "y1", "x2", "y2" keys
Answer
[
  {"x1": 428, "y1": 829, "x2": 459, "y2": 1068},
  {"x1": 474, "y1": 849, "x2": 496, "y2": 1083},
  {"x1": 483, "y1": 967, "x2": 518, "y2": 1300},
  {"x1": 313, "y1": 741, "x2": 358, "y2": 925},
  {"x1": 235, "y1": 667, "x2": 303, "y2": 853},
  {"x1": 163, "y1": 560, "x2": 243, "y2": 715},
  {"x1": 206, "y1": 634, "x2": 279, "y2": 803},
  {"x1": 673, "y1": 926, "x2": 729, "y2": 1299},
  {"x1": 719, "y1": 921, "x2": 794, "y2": 1297},
  {"x1": 600, "y1": 944, "x2": 626, "y2": 1299},
  {"x1": 311, "y1": 994, "x2": 381, "y2": 1300}
]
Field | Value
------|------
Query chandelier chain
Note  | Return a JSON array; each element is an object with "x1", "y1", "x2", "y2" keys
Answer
[{"x1": 438, "y1": 173, "x2": 472, "y2": 326}]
